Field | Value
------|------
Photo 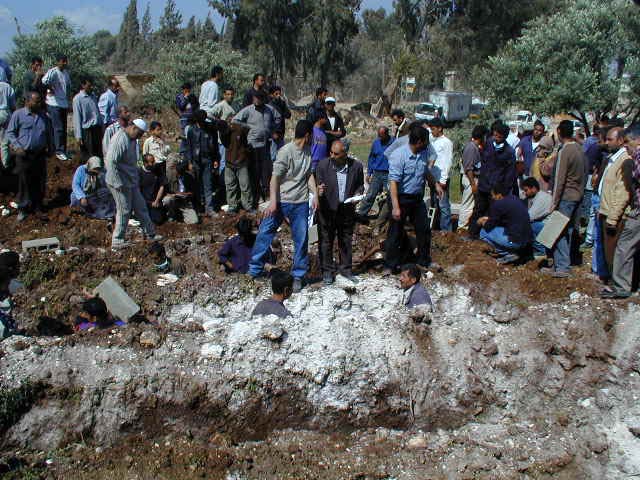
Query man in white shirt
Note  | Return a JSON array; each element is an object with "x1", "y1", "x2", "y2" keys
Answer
[
  {"x1": 199, "y1": 65, "x2": 223, "y2": 119},
  {"x1": 428, "y1": 118, "x2": 454, "y2": 231},
  {"x1": 42, "y1": 54, "x2": 71, "y2": 161},
  {"x1": 507, "y1": 123, "x2": 520, "y2": 150}
]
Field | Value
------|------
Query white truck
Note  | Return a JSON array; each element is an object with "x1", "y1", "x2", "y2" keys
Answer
[{"x1": 414, "y1": 91, "x2": 472, "y2": 125}]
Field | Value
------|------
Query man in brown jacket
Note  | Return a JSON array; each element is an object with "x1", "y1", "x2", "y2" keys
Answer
[
  {"x1": 221, "y1": 123, "x2": 253, "y2": 213},
  {"x1": 544, "y1": 120, "x2": 586, "y2": 277},
  {"x1": 597, "y1": 127, "x2": 632, "y2": 277}
]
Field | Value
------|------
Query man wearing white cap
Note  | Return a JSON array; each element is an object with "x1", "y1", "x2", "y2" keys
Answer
[
  {"x1": 323, "y1": 97, "x2": 346, "y2": 150},
  {"x1": 105, "y1": 118, "x2": 162, "y2": 248}
]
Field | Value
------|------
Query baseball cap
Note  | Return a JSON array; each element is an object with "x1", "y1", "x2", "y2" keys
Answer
[
  {"x1": 132, "y1": 119, "x2": 148, "y2": 132},
  {"x1": 325, "y1": 97, "x2": 336, "y2": 104}
]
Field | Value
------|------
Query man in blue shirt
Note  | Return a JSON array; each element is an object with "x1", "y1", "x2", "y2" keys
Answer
[
  {"x1": 385, "y1": 124, "x2": 441, "y2": 272},
  {"x1": 358, "y1": 126, "x2": 393, "y2": 217},
  {"x1": 98, "y1": 77, "x2": 120, "y2": 128},
  {"x1": 517, "y1": 120, "x2": 545, "y2": 176},
  {"x1": 6, "y1": 91, "x2": 53, "y2": 221}
]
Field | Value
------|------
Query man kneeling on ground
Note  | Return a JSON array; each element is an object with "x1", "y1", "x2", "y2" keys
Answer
[
  {"x1": 251, "y1": 269, "x2": 293, "y2": 318},
  {"x1": 399, "y1": 263, "x2": 433, "y2": 310},
  {"x1": 477, "y1": 184, "x2": 533, "y2": 264},
  {"x1": 522, "y1": 177, "x2": 552, "y2": 258},
  {"x1": 70, "y1": 156, "x2": 115, "y2": 220}
]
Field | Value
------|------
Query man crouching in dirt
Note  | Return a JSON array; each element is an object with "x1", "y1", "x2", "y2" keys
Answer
[
  {"x1": 105, "y1": 119, "x2": 163, "y2": 249},
  {"x1": 399, "y1": 263, "x2": 433, "y2": 311}
]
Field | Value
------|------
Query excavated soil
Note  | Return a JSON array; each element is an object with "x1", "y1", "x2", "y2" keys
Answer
[{"x1": 2, "y1": 142, "x2": 640, "y2": 479}]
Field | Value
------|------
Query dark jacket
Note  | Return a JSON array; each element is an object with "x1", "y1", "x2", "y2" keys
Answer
[
  {"x1": 269, "y1": 97, "x2": 291, "y2": 135},
  {"x1": 175, "y1": 93, "x2": 199, "y2": 122},
  {"x1": 315, "y1": 156, "x2": 364, "y2": 212},
  {"x1": 243, "y1": 87, "x2": 265, "y2": 107},
  {"x1": 184, "y1": 123, "x2": 217, "y2": 164},
  {"x1": 306, "y1": 99, "x2": 324, "y2": 123},
  {"x1": 324, "y1": 112, "x2": 346, "y2": 149},
  {"x1": 483, "y1": 194, "x2": 533, "y2": 246},
  {"x1": 478, "y1": 140, "x2": 517, "y2": 195}
]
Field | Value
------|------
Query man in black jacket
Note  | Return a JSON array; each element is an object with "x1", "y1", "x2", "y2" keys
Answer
[
  {"x1": 316, "y1": 140, "x2": 364, "y2": 284},
  {"x1": 324, "y1": 97, "x2": 346, "y2": 150},
  {"x1": 469, "y1": 122, "x2": 517, "y2": 239}
]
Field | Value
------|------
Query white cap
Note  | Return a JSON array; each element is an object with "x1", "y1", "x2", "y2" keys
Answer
[
  {"x1": 325, "y1": 97, "x2": 336, "y2": 104},
  {"x1": 132, "y1": 119, "x2": 148, "y2": 132}
]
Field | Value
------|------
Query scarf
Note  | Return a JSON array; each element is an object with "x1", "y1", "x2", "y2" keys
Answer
[{"x1": 83, "y1": 157, "x2": 103, "y2": 194}]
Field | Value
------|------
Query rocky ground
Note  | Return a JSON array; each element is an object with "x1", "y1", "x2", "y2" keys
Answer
[{"x1": 1, "y1": 138, "x2": 640, "y2": 479}]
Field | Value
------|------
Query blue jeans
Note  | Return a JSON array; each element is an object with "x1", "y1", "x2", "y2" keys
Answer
[
  {"x1": 431, "y1": 183, "x2": 452, "y2": 231},
  {"x1": 553, "y1": 200, "x2": 580, "y2": 273},
  {"x1": 592, "y1": 205, "x2": 609, "y2": 279},
  {"x1": 357, "y1": 170, "x2": 388, "y2": 216},
  {"x1": 249, "y1": 202, "x2": 309, "y2": 279},
  {"x1": 531, "y1": 220, "x2": 546, "y2": 256},
  {"x1": 480, "y1": 226, "x2": 523, "y2": 256},
  {"x1": 48, "y1": 106, "x2": 67, "y2": 154},
  {"x1": 584, "y1": 190, "x2": 597, "y2": 245}
]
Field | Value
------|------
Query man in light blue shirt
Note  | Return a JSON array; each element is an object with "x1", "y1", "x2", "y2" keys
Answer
[
  {"x1": 385, "y1": 123, "x2": 441, "y2": 272},
  {"x1": 199, "y1": 65, "x2": 223, "y2": 119},
  {"x1": 0, "y1": 68, "x2": 15, "y2": 169},
  {"x1": 98, "y1": 77, "x2": 120, "y2": 127},
  {"x1": 42, "y1": 54, "x2": 71, "y2": 161},
  {"x1": 73, "y1": 78, "x2": 103, "y2": 160},
  {"x1": 6, "y1": 91, "x2": 53, "y2": 221}
]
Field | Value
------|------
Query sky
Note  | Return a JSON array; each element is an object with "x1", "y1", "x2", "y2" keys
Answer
[{"x1": 0, "y1": 0, "x2": 392, "y2": 56}]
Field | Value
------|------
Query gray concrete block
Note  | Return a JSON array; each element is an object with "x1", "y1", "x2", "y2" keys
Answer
[
  {"x1": 22, "y1": 237, "x2": 60, "y2": 253},
  {"x1": 94, "y1": 276, "x2": 140, "y2": 321}
]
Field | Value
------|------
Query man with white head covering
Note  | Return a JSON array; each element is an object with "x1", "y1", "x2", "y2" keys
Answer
[{"x1": 105, "y1": 119, "x2": 162, "y2": 249}]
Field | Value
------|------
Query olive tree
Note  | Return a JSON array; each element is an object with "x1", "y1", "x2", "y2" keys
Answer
[
  {"x1": 9, "y1": 16, "x2": 105, "y2": 99},
  {"x1": 142, "y1": 40, "x2": 256, "y2": 111},
  {"x1": 476, "y1": 0, "x2": 640, "y2": 129}
]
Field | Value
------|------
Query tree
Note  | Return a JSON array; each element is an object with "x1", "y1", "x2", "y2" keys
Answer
[
  {"x1": 143, "y1": 39, "x2": 256, "y2": 110},
  {"x1": 201, "y1": 15, "x2": 219, "y2": 42},
  {"x1": 92, "y1": 30, "x2": 117, "y2": 64},
  {"x1": 476, "y1": 0, "x2": 640, "y2": 128},
  {"x1": 8, "y1": 16, "x2": 105, "y2": 99},
  {"x1": 115, "y1": 0, "x2": 140, "y2": 67},
  {"x1": 141, "y1": 2, "x2": 153, "y2": 43},
  {"x1": 158, "y1": 0, "x2": 183, "y2": 44},
  {"x1": 182, "y1": 16, "x2": 198, "y2": 43}
]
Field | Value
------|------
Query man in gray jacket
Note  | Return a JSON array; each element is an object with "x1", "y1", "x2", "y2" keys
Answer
[
  {"x1": 105, "y1": 119, "x2": 161, "y2": 249},
  {"x1": 233, "y1": 90, "x2": 281, "y2": 205},
  {"x1": 399, "y1": 264, "x2": 433, "y2": 310}
]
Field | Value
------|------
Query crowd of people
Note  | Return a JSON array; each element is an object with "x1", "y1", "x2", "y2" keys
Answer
[{"x1": 1, "y1": 52, "x2": 640, "y2": 334}]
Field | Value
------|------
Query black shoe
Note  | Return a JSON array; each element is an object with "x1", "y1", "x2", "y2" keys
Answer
[
  {"x1": 293, "y1": 277, "x2": 303, "y2": 293},
  {"x1": 600, "y1": 289, "x2": 631, "y2": 299},
  {"x1": 355, "y1": 214, "x2": 370, "y2": 225},
  {"x1": 323, "y1": 272, "x2": 334, "y2": 285}
]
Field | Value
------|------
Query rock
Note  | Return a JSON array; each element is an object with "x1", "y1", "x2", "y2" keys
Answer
[
  {"x1": 483, "y1": 341, "x2": 499, "y2": 356},
  {"x1": 201, "y1": 343, "x2": 224, "y2": 359},
  {"x1": 261, "y1": 325, "x2": 285, "y2": 342},
  {"x1": 587, "y1": 434, "x2": 608, "y2": 454},
  {"x1": 407, "y1": 434, "x2": 428, "y2": 450},
  {"x1": 628, "y1": 426, "x2": 640, "y2": 438},
  {"x1": 139, "y1": 330, "x2": 161, "y2": 349}
]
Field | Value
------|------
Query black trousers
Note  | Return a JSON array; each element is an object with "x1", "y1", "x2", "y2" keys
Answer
[
  {"x1": 14, "y1": 150, "x2": 47, "y2": 211},
  {"x1": 249, "y1": 144, "x2": 271, "y2": 205},
  {"x1": 468, "y1": 190, "x2": 492, "y2": 238},
  {"x1": 318, "y1": 204, "x2": 356, "y2": 275},
  {"x1": 81, "y1": 125, "x2": 103, "y2": 160},
  {"x1": 385, "y1": 194, "x2": 431, "y2": 270}
]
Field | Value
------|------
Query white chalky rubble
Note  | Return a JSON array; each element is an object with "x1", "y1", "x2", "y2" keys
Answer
[{"x1": 2, "y1": 276, "x2": 640, "y2": 478}]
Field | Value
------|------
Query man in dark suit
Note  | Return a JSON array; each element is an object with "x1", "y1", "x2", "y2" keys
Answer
[{"x1": 316, "y1": 140, "x2": 364, "y2": 285}]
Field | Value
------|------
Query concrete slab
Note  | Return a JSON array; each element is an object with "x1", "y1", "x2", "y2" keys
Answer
[
  {"x1": 94, "y1": 276, "x2": 140, "y2": 321},
  {"x1": 22, "y1": 237, "x2": 60, "y2": 253}
]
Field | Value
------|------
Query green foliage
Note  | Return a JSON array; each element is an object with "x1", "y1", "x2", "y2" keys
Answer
[
  {"x1": 477, "y1": 0, "x2": 640, "y2": 120},
  {"x1": 8, "y1": 16, "x2": 105, "y2": 100},
  {"x1": 114, "y1": 0, "x2": 140, "y2": 67},
  {"x1": 158, "y1": 0, "x2": 184, "y2": 43},
  {"x1": 143, "y1": 40, "x2": 256, "y2": 110},
  {"x1": 0, "y1": 381, "x2": 45, "y2": 432},
  {"x1": 91, "y1": 30, "x2": 118, "y2": 64},
  {"x1": 20, "y1": 257, "x2": 58, "y2": 288}
]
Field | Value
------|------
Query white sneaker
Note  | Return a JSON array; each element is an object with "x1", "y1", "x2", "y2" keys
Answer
[{"x1": 56, "y1": 153, "x2": 69, "y2": 161}]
